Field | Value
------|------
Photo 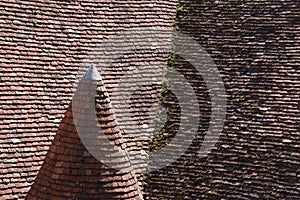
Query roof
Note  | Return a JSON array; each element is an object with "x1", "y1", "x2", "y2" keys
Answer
[
  {"x1": 1, "y1": 0, "x2": 300, "y2": 199},
  {"x1": 145, "y1": 0, "x2": 300, "y2": 199},
  {"x1": 0, "y1": 0, "x2": 177, "y2": 199}
]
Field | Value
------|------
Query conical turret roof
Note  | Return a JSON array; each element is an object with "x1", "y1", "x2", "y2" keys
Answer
[{"x1": 26, "y1": 66, "x2": 143, "y2": 200}]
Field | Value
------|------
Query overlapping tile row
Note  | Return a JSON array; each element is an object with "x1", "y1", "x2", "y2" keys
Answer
[
  {"x1": 0, "y1": 0, "x2": 177, "y2": 199},
  {"x1": 144, "y1": 0, "x2": 299, "y2": 199},
  {"x1": 26, "y1": 68, "x2": 143, "y2": 199}
]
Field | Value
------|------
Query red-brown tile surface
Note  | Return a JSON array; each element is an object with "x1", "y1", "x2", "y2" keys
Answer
[
  {"x1": 0, "y1": 0, "x2": 177, "y2": 199},
  {"x1": 1, "y1": 0, "x2": 300, "y2": 199},
  {"x1": 144, "y1": 0, "x2": 300, "y2": 199}
]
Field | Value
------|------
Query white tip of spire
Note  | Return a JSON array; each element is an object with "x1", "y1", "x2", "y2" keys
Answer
[{"x1": 82, "y1": 64, "x2": 102, "y2": 81}]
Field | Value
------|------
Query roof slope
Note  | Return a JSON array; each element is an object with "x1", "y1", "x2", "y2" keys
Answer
[
  {"x1": 144, "y1": 0, "x2": 300, "y2": 199},
  {"x1": 0, "y1": 0, "x2": 177, "y2": 199},
  {"x1": 26, "y1": 67, "x2": 143, "y2": 199}
]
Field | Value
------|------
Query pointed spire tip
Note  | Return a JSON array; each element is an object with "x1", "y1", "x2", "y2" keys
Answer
[{"x1": 82, "y1": 64, "x2": 102, "y2": 81}]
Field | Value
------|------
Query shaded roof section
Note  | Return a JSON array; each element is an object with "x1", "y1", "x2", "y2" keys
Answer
[
  {"x1": 26, "y1": 68, "x2": 143, "y2": 199},
  {"x1": 144, "y1": 0, "x2": 300, "y2": 199}
]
